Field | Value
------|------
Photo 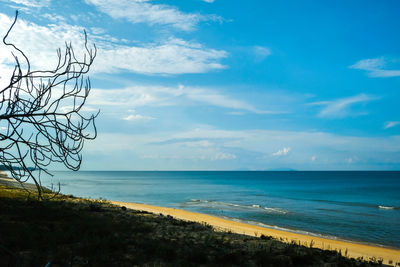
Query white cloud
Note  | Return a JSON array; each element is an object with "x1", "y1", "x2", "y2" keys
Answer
[
  {"x1": 6, "y1": 0, "x2": 50, "y2": 7},
  {"x1": 227, "y1": 111, "x2": 245, "y2": 115},
  {"x1": 139, "y1": 151, "x2": 235, "y2": 162},
  {"x1": 350, "y1": 57, "x2": 400, "y2": 77},
  {"x1": 90, "y1": 27, "x2": 106, "y2": 35},
  {"x1": 59, "y1": 105, "x2": 98, "y2": 113},
  {"x1": 0, "y1": 13, "x2": 89, "y2": 72},
  {"x1": 85, "y1": 0, "x2": 216, "y2": 31},
  {"x1": 212, "y1": 152, "x2": 236, "y2": 160},
  {"x1": 0, "y1": 60, "x2": 14, "y2": 90},
  {"x1": 0, "y1": 13, "x2": 227, "y2": 77},
  {"x1": 41, "y1": 13, "x2": 66, "y2": 23},
  {"x1": 253, "y1": 46, "x2": 271, "y2": 62},
  {"x1": 310, "y1": 94, "x2": 377, "y2": 118},
  {"x1": 384, "y1": 121, "x2": 400, "y2": 129},
  {"x1": 184, "y1": 87, "x2": 278, "y2": 114},
  {"x1": 94, "y1": 38, "x2": 227, "y2": 74},
  {"x1": 350, "y1": 58, "x2": 384, "y2": 70},
  {"x1": 272, "y1": 147, "x2": 291, "y2": 156},
  {"x1": 83, "y1": 127, "x2": 400, "y2": 170},
  {"x1": 123, "y1": 113, "x2": 154, "y2": 121},
  {"x1": 88, "y1": 84, "x2": 279, "y2": 115},
  {"x1": 203, "y1": 0, "x2": 215, "y2": 3}
]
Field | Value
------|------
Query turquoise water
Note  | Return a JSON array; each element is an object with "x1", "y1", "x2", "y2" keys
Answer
[{"x1": 40, "y1": 171, "x2": 400, "y2": 248}]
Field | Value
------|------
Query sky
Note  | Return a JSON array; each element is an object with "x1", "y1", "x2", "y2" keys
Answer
[{"x1": 0, "y1": 0, "x2": 400, "y2": 170}]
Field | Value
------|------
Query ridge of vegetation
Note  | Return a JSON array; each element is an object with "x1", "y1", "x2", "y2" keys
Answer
[{"x1": 0, "y1": 180, "x2": 385, "y2": 266}]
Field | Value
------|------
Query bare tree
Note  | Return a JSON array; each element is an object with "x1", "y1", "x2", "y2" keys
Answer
[{"x1": 0, "y1": 11, "x2": 98, "y2": 199}]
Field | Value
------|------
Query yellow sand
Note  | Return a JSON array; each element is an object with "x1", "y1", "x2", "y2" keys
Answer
[
  {"x1": 111, "y1": 200, "x2": 400, "y2": 266},
  {"x1": 0, "y1": 171, "x2": 11, "y2": 179}
]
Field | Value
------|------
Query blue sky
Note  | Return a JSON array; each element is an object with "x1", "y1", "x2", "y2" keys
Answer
[{"x1": 0, "y1": 0, "x2": 400, "y2": 170}]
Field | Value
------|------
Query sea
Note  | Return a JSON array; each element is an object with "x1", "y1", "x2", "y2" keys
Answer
[{"x1": 38, "y1": 171, "x2": 400, "y2": 249}]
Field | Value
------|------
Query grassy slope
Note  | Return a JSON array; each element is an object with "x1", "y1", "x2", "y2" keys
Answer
[{"x1": 0, "y1": 183, "x2": 386, "y2": 266}]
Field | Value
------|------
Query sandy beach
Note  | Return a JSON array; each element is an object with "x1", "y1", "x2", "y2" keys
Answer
[{"x1": 111, "y1": 200, "x2": 400, "y2": 266}]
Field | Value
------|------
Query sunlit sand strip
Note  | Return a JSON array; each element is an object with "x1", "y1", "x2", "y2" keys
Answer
[
  {"x1": 0, "y1": 171, "x2": 11, "y2": 179},
  {"x1": 111, "y1": 201, "x2": 400, "y2": 266}
]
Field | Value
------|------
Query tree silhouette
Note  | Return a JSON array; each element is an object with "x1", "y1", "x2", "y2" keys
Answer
[{"x1": 0, "y1": 11, "x2": 98, "y2": 198}]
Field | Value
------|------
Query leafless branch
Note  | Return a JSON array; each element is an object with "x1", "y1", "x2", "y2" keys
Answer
[{"x1": 0, "y1": 11, "x2": 98, "y2": 199}]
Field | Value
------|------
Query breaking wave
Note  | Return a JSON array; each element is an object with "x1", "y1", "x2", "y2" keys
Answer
[
  {"x1": 183, "y1": 199, "x2": 288, "y2": 214},
  {"x1": 311, "y1": 199, "x2": 399, "y2": 211},
  {"x1": 378, "y1": 205, "x2": 397, "y2": 210}
]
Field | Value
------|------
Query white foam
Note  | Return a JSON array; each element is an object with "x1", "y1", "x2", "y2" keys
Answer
[
  {"x1": 378, "y1": 205, "x2": 395, "y2": 210},
  {"x1": 185, "y1": 199, "x2": 288, "y2": 214},
  {"x1": 264, "y1": 207, "x2": 287, "y2": 214}
]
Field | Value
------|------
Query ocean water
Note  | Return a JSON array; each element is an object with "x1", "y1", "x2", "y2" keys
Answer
[{"x1": 39, "y1": 171, "x2": 400, "y2": 248}]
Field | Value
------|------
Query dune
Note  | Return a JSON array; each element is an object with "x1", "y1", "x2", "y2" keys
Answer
[{"x1": 111, "y1": 200, "x2": 400, "y2": 266}]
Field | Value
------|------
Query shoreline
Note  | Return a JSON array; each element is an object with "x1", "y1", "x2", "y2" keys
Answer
[
  {"x1": 111, "y1": 200, "x2": 400, "y2": 266},
  {"x1": 218, "y1": 216, "x2": 400, "y2": 251},
  {"x1": 1, "y1": 172, "x2": 399, "y2": 265}
]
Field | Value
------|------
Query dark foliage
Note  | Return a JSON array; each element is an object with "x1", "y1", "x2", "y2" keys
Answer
[{"x1": 0, "y1": 185, "x2": 385, "y2": 267}]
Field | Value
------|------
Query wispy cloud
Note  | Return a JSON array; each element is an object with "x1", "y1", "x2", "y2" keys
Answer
[
  {"x1": 41, "y1": 13, "x2": 66, "y2": 23},
  {"x1": 123, "y1": 114, "x2": 154, "y2": 121},
  {"x1": 349, "y1": 57, "x2": 400, "y2": 77},
  {"x1": 59, "y1": 106, "x2": 97, "y2": 113},
  {"x1": 88, "y1": 84, "x2": 279, "y2": 115},
  {"x1": 84, "y1": 127, "x2": 400, "y2": 170},
  {"x1": 384, "y1": 121, "x2": 400, "y2": 129},
  {"x1": 253, "y1": 46, "x2": 271, "y2": 62},
  {"x1": 184, "y1": 86, "x2": 279, "y2": 114},
  {"x1": 310, "y1": 94, "x2": 378, "y2": 118},
  {"x1": 85, "y1": 0, "x2": 218, "y2": 31},
  {"x1": 0, "y1": 13, "x2": 227, "y2": 77},
  {"x1": 140, "y1": 151, "x2": 236, "y2": 162},
  {"x1": 212, "y1": 152, "x2": 236, "y2": 160},
  {"x1": 0, "y1": 13, "x2": 90, "y2": 78},
  {"x1": 203, "y1": 0, "x2": 215, "y2": 3},
  {"x1": 94, "y1": 38, "x2": 228, "y2": 74},
  {"x1": 5, "y1": 0, "x2": 50, "y2": 8},
  {"x1": 272, "y1": 147, "x2": 291, "y2": 156}
]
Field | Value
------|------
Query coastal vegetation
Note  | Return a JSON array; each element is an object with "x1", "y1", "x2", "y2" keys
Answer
[{"x1": 0, "y1": 178, "x2": 389, "y2": 266}]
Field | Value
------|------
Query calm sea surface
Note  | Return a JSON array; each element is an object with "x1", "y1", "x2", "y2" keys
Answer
[{"x1": 40, "y1": 171, "x2": 400, "y2": 248}]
